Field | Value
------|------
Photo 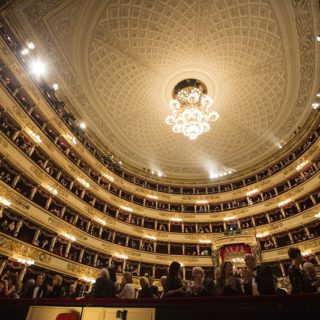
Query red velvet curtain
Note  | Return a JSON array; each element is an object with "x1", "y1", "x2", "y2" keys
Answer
[{"x1": 219, "y1": 244, "x2": 252, "y2": 262}]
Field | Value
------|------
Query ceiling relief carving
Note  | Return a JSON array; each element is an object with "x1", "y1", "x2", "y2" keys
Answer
[{"x1": 4, "y1": 0, "x2": 319, "y2": 179}]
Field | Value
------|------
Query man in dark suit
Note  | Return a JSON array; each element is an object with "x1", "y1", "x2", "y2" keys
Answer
[
  {"x1": 22, "y1": 274, "x2": 46, "y2": 298},
  {"x1": 242, "y1": 254, "x2": 275, "y2": 295},
  {"x1": 90, "y1": 268, "x2": 115, "y2": 298}
]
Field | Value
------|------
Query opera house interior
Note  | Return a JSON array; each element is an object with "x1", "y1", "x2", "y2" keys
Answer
[{"x1": 0, "y1": 0, "x2": 319, "y2": 319}]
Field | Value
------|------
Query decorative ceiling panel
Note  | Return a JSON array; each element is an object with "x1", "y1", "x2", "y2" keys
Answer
[{"x1": 4, "y1": 0, "x2": 319, "y2": 179}]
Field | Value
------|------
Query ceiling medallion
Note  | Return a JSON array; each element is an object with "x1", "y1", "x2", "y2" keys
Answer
[{"x1": 165, "y1": 79, "x2": 219, "y2": 140}]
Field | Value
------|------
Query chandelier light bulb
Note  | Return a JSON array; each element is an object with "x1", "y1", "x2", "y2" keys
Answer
[
  {"x1": 29, "y1": 59, "x2": 46, "y2": 77},
  {"x1": 21, "y1": 48, "x2": 29, "y2": 55},
  {"x1": 80, "y1": 122, "x2": 87, "y2": 129},
  {"x1": 52, "y1": 83, "x2": 59, "y2": 91},
  {"x1": 27, "y1": 42, "x2": 35, "y2": 49}
]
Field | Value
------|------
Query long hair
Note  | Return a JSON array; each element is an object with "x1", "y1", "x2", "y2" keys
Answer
[{"x1": 219, "y1": 261, "x2": 233, "y2": 279}]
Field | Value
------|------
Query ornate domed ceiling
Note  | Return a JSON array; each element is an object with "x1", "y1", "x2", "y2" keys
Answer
[{"x1": 3, "y1": 0, "x2": 320, "y2": 179}]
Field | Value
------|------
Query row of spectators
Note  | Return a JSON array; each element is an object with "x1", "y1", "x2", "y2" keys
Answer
[{"x1": 0, "y1": 251, "x2": 319, "y2": 299}]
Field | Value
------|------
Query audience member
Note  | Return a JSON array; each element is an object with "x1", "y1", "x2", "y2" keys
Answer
[
  {"x1": 163, "y1": 261, "x2": 188, "y2": 298},
  {"x1": 118, "y1": 272, "x2": 135, "y2": 299},
  {"x1": 89, "y1": 268, "x2": 115, "y2": 298},
  {"x1": 303, "y1": 262, "x2": 320, "y2": 293},
  {"x1": 216, "y1": 262, "x2": 242, "y2": 296},
  {"x1": 242, "y1": 254, "x2": 275, "y2": 295},
  {"x1": 43, "y1": 275, "x2": 64, "y2": 298},
  {"x1": 64, "y1": 282, "x2": 78, "y2": 298},
  {"x1": 22, "y1": 274, "x2": 45, "y2": 298},
  {"x1": 149, "y1": 277, "x2": 158, "y2": 298},
  {"x1": 0, "y1": 273, "x2": 21, "y2": 298},
  {"x1": 288, "y1": 247, "x2": 313, "y2": 294},
  {"x1": 191, "y1": 267, "x2": 216, "y2": 296},
  {"x1": 138, "y1": 277, "x2": 153, "y2": 298}
]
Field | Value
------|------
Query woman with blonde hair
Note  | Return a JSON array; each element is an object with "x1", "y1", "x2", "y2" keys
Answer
[
  {"x1": 44, "y1": 274, "x2": 64, "y2": 298},
  {"x1": 118, "y1": 272, "x2": 135, "y2": 299}
]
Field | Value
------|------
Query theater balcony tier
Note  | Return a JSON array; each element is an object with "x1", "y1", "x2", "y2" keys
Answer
[
  {"x1": 0, "y1": 31, "x2": 319, "y2": 198},
  {"x1": 0, "y1": 101, "x2": 319, "y2": 219}
]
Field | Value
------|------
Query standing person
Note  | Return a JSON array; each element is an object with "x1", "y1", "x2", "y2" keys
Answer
[
  {"x1": 118, "y1": 272, "x2": 135, "y2": 299},
  {"x1": 43, "y1": 275, "x2": 64, "y2": 298},
  {"x1": 163, "y1": 261, "x2": 188, "y2": 297},
  {"x1": 22, "y1": 274, "x2": 46, "y2": 298},
  {"x1": 216, "y1": 262, "x2": 242, "y2": 296},
  {"x1": 242, "y1": 254, "x2": 275, "y2": 295},
  {"x1": 191, "y1": 267, "x2": 217, "y2": 296},
  {"x1": 138, "y1": 277, "x2": 153, "y2": 298},
  {"x1": 288, "y1": 247, "x2": 313, "y2": 294},
  {"x1": 89, "y1": 268, "x2": 115, "y2": 298}
]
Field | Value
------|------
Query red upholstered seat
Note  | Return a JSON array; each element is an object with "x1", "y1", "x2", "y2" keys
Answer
[{"x1": 56, "y1": 313, "x2": 77, "y2": 320}]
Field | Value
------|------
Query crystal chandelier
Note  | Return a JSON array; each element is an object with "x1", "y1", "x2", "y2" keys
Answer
[{"x1": 165, "y1": 79, "x2": 219, "y2": 140}]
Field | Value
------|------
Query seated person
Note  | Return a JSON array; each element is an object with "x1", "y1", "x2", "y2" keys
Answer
[{"x1": 303, "y1": 262, "x2": 320, "y2": 293}]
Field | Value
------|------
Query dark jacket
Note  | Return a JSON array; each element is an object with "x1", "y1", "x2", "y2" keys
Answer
[
  {"x1": 138, "y1": 286, "x2": 153, "y2": 298},
  {"x1": 200, "y1": 278, "x2": 218, "y2": 296},
  {"x1": 44, "y1": 285, "x2": 64, "y2": 298},
  {"x1": 90, "y1": 277, "x2": 115, "y2": 298},
  {"x1": 22, "y1": 284, "x2": 46, "y2": 298},
  {"x1": 216, "y1": 276, "x2": 242, "y2": 296},
  {"x1": 288, "y1": 265, "x2": 313, "y2": 294},
  {"x1": 243, "y1": 265, "x2": 275, "y2": 295}
]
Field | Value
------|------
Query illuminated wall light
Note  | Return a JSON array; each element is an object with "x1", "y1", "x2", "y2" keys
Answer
[
  {"x1": 77, "y1": 177, "x2": 90, "y2": 188},
  {"x1": 151, "y1": 170, "x2": 155, "y2": 175},
  {"x1": 66, "y1": 133, "x2": 77, "y2": 145},
  {"x1": 317, "y1": 35, "x2": 320, "y2": 42},
  {"x1": 27, "y1": 42, "x2": 35, "y2": 49},
  {"x1": 157, "y1": 172, "x2": 163, "y2": 177},
  {"x1": 316, "y1": 92, "x2": 320, "y2": 98},
  {"x1": 27, "y1": 129, "x2": 42, "y2": 143},
  {"x1": 196, "y1": 200, "x2": 208, "y2": 204},
  {"x1": 114, "y1": 253, "x2": 128, "y2": 260},
  {"x1": 232, "y1": 257, "x2": 245, "y2": 264},
  {"x1": 223, "y1": 216, "x2": 236, "y2": 221},
  {"x1": 144, "y1": 235, "x2": 157, "y2": 241},
  {"x1": 315, "y1": 212, "x2": 320, "y2": 218},
  {"x1": 120, "y1": 205, "x2": 133, "y2": 212},
  {"x1": 170, "y1": 217, "x2": 182, "y2": 222},
  {"x1": 256, "y1": 232, "x2": 269, "y2": 238},
  {"x1": 302, "y1": 250, "x2": 312, "y2": 257},
  {"x1": 61, "y1": 232, "x2": 76, "y2": 242},
  {"x1": 17, "y1": 258, "x2": 34, "y2": 265},
  {"x1": 52, "y1": 83, "x2": 59, "y2": 91},
  {"x1": 29, "y1": 59, "x2": 46, "y2": 77},
  {"x1": 96, "y1": 217, "x2": 106, "y2": 226},
  {"x1": 0, "y1": 196, "x2": 11, "y2": 207},
  {"x1": 118, "y1": 161, "x2": 123, "y2": 165},
  {"x1": 246, "y1": 189, "x2": 260, "y2": 196},
  {"x1": 147, "y1": 195, "x2": 158, "y2": 200},
  {"x1": 199, "y1": 239, "x2": 211, "y2": 244},
  {"x1": 104, "y1": 174, "x2": 114, "y2": 182},
  {"x1": 296, "y1": 160, "x2": 310, "y2": 171},
  {"x1": 21, "y1": 48, "x2": 29, "y2": 55},
  {"x1": 46, "y1": 185, "x2": 58, "y2": 196},
  {"x1": 278, "y1": 199, "x2": 291, "y2": 207},
  {"x1": 79, "y1": 122, "x2": 86, "y2": 129},
  {"x1": 83, "y1": 277, "x2": 96, "y2": 284}
]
